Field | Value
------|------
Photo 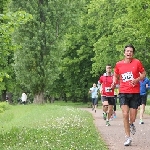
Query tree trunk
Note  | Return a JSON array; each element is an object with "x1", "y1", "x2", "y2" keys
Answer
[
  {"x1": 64, "y1": 93, "x2": 67, "y2": 102},
  {"x1": 50, "y1": 97, "x2": 55, "y2": 103},
  {"x1": 7, "y1": 92, "x2": 13, "y2": 104},
  {"x1": 33, "y1": 92, "x2": 45, "y2": 104},
  {"x1": 83, "y1": 93, "x2": 88, "y2": 103},
  {"x1": 1, "y1": 90, "x2": 6, "y2": 101}
]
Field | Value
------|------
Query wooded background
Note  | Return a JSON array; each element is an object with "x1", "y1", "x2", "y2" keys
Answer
[{"x1": 1, "y1": 0, "x2": 150, "y2": 104}]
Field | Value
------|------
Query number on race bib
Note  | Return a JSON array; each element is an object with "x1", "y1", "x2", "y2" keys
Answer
[
  {"x1": 122, "y1": 72, "x2": 134, "y2": 82},
  {"x1": 105, "y1": 87, "x2": 112, "y2": 92}
]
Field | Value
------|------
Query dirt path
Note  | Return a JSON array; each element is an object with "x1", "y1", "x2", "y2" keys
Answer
[{"x1": 82, "y1": 108, "x2": 150, "y2": 150}]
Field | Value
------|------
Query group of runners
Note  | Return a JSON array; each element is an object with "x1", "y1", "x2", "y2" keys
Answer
[{"x1": 89, "y1": 44, "x2": 150, "y2": 146}]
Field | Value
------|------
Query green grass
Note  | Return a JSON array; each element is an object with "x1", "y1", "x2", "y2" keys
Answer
[
  {"x1": 0, "y1": 102, "x2": 10, "y2": 113},
  {"x1": 52, "y1": 101, "x2": 88, "y2": 107},
  {"x1": 0, "y1": 103, "x2": 108, "y2": 150},
  {"x1": 144, "y1": 105, "x2": 150, "y2": 114}
]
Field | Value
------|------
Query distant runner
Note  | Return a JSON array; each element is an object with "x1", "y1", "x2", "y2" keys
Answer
[
  {"x1": 138, "y1": 77, "x2": 150, "y2": 124},
  {"x1": 98, "y1": 64, "x2": 115, "y2": 126},
  {"x1": 89, "y1": 83, "x2": 99, "y2": 113}
]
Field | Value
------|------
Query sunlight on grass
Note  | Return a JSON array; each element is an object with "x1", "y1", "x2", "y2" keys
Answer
[{"x1": 0, "y1": 104, "x2": 108, "y2": 150}]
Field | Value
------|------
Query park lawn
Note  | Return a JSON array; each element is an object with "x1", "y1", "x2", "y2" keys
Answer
[{"x1": 0, "y1": 102, "x2": 108, "y2": 150}]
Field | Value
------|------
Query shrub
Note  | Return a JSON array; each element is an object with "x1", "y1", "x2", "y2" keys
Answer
[{"x1": 0, "y1": 102, "x2": 10, "y2": 113}]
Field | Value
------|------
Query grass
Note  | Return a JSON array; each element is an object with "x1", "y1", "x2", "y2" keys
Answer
[
  {"x1": 0, "y1": 102, "x2": 108, "y2": 150},
  {"x1": 1, "y1": 99, "x2": 150, "y2": 150}
]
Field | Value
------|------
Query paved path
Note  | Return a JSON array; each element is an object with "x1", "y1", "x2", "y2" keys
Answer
[{"x1": 82, "y1": 108, "x2": 150, "y2": 150}]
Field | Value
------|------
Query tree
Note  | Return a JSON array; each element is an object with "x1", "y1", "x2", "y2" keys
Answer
[
  {"x1": 10, "y1": 0, "x2": 87, "y2": 103},
  {"x1": 60, "y1": 0, "x2": 100, "y2": 103},
  {"x1": 90, "y1": 0, "x2": 150, "y2": 76},
  {"x1": 0, "y1": 0, "x2": 32, "y2": 102}
]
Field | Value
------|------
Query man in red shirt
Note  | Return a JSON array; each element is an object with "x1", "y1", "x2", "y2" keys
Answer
[
  {"x1": 112, "y1": 44, "x2": 146, "y2": 146},
  {"x1": 98, "y1": 64, "x2": 115, "y2": 126}
]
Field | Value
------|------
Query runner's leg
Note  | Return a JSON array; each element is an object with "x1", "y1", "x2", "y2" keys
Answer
[
  {"x1": 139, "y1": 94, "x2": 147, "y2": 123},
  {"x1": 121, "y1": 105, "x2": 130, "y2": 137},
  {"x1": 92, "y1": 98, "x2": 95, "y2": 111},
  {"x1": 94, "y1": 98, "x2": 98, "y2": 113},
  {"x1": 129, "y1": 108, "x2": 137, "y2": 124},
  {"x1": 108, "y1": 105, "x2": 113, "y2": 120}
]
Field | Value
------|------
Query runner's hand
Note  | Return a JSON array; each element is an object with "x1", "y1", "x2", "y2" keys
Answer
[
  {"x1": 130, "y1": 78, "x2": 139, "y2": 86},
  {"x1": 111, "y1": 82, "x2": 116, "y2": 89}
]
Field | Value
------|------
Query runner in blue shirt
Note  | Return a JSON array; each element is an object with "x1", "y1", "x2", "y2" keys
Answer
[
  {"x1": 89, "y1": 83, "x2": 99, "y2": 113},
  {"x1": 138, "y1": 77, "x2": 150, "y2": 124}
]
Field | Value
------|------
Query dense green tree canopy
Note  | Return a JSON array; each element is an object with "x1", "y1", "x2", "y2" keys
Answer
[
  {"x1": 1, "y1": 0, "x2": 150, "y2": 103},
  {"x1": 0, "y1": 0, "x2": 32, "y2": 101},
  {"x1": 10, "y1": 0, "x2": 88, "y2": 103},
  {"x1": 91, "y1": 0, "x2": 150, "y2": 75}
]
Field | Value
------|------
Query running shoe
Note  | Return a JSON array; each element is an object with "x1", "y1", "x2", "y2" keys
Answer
[
  {"x1": 106, "y1": 121, "x2": 110, "y2": 126},
  {"x1": 124, "y1": 137, "x2": 132, "y2": 146},
  {"x1": 113, "y1": 112, "x2": 116, "y2": 119},
  {"x1": 130, "y1": 124, "x2": 136, "y2": 135},
  {"x1": 139, "y1": 120, "x2": 144, "y2": 124},
  {"x1": 103, "y1": 113, "x2": 107, "y2": 120},
  {"x1": 109, "y1": 115, "x2": 113, "y2": 121}
]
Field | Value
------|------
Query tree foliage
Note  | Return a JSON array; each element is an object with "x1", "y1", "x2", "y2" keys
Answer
[
  {"x1": 10, "y1": 0, "x2": 88, "y2": 103},
  {"x1": 1, "y1": 0, "x2": 150, "y2": 103},
  {"x1": 0, "y1": 0, "x2": 32, "y2": 101},
  {"x1": 91, "y1": 0, "x2": 150, "y2": 76}
]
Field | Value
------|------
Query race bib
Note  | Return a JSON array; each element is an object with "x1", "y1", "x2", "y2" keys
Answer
[
  {"x1": 121, "y1": 72, "x2": 134, "y2": 82},
  {"x1": 105, "y1": 87, "x2": 112, "y2": 92}
]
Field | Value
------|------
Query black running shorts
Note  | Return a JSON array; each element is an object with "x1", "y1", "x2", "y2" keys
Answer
[
  {"x1": 119, "y1": 93, "x2": 140, "y2": 109},
  {"x1": 101, "y1": 96, "x2": 115, "y2": 105},
  {"x1": 139, "y1": 94, "x2": 147, "y2": 106}
]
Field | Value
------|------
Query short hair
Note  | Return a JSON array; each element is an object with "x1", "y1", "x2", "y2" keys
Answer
[
  {"x1": 106, "y1": 64, "x2": 111, "y2": 66},
  {"x1": 124, "y1": 44, "x2": 135, "y2": 53}
]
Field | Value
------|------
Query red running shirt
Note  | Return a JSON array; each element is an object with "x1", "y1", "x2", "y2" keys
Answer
[
  {"x1": 114, "y1": 58, "x2": 145, "y2": 93},
  {"x1": 99, "y1": 74, "x2": 114, "y2": 97}
]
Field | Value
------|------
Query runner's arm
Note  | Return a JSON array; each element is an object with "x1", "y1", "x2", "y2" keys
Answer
[
  {"x1": 131, "y1": 71, "x2": 146, "y2": 85},
  {"x1": 111, "y1": 72, "x2": 119, "y2": 89},
  {"x1": 146, "y1": 78, "x2": 150, "y2": 90}
]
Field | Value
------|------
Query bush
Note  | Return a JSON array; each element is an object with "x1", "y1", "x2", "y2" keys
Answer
[{"x1": 0, "y1": 102, "x2": 10, "y2": 113}]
